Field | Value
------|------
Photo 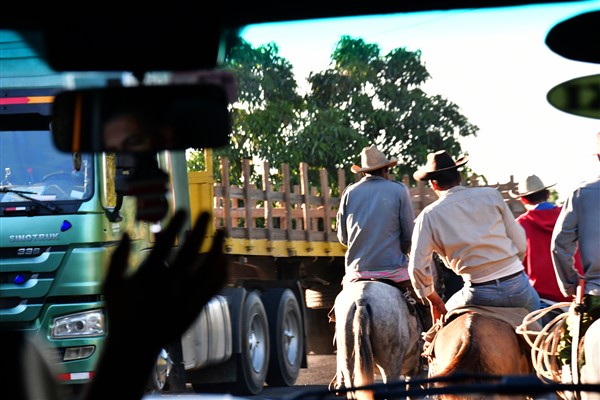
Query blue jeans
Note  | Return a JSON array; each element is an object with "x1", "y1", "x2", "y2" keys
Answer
[{"x1": 445, "y1": 271, "x2": 541, "y2": 313}]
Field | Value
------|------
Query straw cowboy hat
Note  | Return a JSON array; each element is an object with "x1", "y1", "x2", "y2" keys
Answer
[
  {"x1": 413, "y1": 150, "x2": 468, "y2": 181},
  {"x1": 351, "y1": 145, "x2": 398, "y2": 173},
  {"x1": 509, "y1": 175, "x2": 556, "y2": 198}
]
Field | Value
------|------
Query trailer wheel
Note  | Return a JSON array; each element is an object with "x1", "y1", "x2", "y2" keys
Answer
[
  {"x1": 263, "y1": 288, "x2": 303, "y2": 387},
  {"x1": 305, "y1": 283, "x2": 341, "y2": 309},
  {"x1": 233, "y1": 290, "x2": 269, "y2": 395}
]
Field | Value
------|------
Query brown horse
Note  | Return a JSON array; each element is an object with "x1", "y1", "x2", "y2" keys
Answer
[{"x1": 425, "y1": 306, "x2": 534, "y2": 399}]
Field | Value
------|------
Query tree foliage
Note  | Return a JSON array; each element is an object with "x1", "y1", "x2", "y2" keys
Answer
[
  {"x1": 188, "y1": 35, "x2": 479, "y2": 191},
  {"x1": 202, "y1": 37, "x2": 304, "y2": 186}
]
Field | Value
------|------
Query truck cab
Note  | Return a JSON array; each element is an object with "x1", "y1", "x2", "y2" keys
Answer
[{"x1": 0, "y1": 84, "x2": 178, "y2": 389}]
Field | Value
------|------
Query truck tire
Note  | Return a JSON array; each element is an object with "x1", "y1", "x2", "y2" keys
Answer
[
  {"x1": 233, "y1": 290, "x2": 269, "y2": 395},
  {"x1": 263, "y1": 288, "x2": 303, "y2": 387},
  {"x1": 147, "y1": 348, "x2": 171, "y2": 393}
]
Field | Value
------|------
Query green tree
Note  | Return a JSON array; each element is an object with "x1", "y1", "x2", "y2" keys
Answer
[
  {"x1": 188, "y1": 35, "x2": 479, "y2": 191},
  {"x1": 296, "y1": 36, "x2": 478, "y2": 186},
  {"x1": 188, "y1": 37, "x2": 304, "y2": 187}
]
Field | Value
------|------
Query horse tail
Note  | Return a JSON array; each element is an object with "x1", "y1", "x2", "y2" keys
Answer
[{"x1": 353, "y1": 299, "x2": 375, "y2": 400}]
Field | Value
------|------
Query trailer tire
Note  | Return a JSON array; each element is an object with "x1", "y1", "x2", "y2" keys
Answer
[
  {"x1": 304, "y1": 284, "x2": 341, "y2": 309},
  {"x1": 233, "y1": 290, "x2": 269, "y2": 395},
  {"x1": 263, "y1": 288, "x2": 303, "y2": 387}
]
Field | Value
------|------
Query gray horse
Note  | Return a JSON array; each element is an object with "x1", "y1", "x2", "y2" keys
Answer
[{"x1": 332, "y1": 280, "x2": 425, "y2": 400}]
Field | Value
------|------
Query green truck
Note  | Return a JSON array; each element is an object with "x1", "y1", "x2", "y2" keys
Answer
[
  {"x1": 0, "y1": 84, "x2": 169, "y2": 387},
  {"x1": 0, "y1": 70, "x2": 345, "y2": 396}
]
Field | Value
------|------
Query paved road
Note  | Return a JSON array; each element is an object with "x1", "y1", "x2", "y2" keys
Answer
[
  {"x1": 145, "y1": 355, "x2": 337, "y2": 399},
  {"x1": 256, "y1": 354, "x2": 337, "y2": 399}
]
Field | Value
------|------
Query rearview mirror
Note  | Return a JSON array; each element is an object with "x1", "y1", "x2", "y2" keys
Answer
[{"x1": 51, "y1": 84, "x2": 232, "y2": 153}]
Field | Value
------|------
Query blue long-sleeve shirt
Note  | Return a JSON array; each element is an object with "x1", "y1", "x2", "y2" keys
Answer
[
  {"x1": 336, "y1": 175, "x2": 415, "y2": 285},
  {"x1": 551, "y1": 176, "x2": 600, "y2": 297}
]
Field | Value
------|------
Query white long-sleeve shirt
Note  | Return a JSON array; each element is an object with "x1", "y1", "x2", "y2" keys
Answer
[{"x1": 409, "y1": 185, "x2": 526, "y2": 299}]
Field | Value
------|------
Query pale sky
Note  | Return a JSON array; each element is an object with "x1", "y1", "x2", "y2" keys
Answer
[{"x1": 240, "y1": 1, "x2": 599, "y2": 202}]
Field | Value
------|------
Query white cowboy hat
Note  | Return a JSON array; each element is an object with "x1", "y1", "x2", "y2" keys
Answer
[
  {"x1": 509, "y1": 174, "x2": 556, "y2": 198},
  {"x1": 351, "y1": 145, "x2": 398, "y2": 174},
  {"x1": 413, "y1": 150, "x2": 468, "y2": 181}
]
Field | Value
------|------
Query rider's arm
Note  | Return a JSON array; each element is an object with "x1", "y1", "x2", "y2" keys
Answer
[
  {"x1": 408, "y1": 213, "x2": 436, "y2": 299},
  {"x1": 425, "y1": 291, "x2": 447, "y2": 324}
]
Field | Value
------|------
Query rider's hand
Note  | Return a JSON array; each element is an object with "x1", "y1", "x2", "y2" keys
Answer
[{"x1": 426, "y1": 291, "x2": 447, "y2": 324}]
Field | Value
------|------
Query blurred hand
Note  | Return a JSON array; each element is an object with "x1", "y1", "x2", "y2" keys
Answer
[
  {"x1": 103, "y1": 209, "x2": 228, "y2": 348},
  {"x1": 85, "y1": 210, "x2": 228, "y2": 400}
]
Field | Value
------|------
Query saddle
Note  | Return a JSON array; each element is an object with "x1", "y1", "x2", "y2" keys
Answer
[
  {"x1": 421, "y1": 305, "x2": 542, "y2": 362},
  {"x1": 328, "y1": 279, "x2": 423, "y2": 323}
]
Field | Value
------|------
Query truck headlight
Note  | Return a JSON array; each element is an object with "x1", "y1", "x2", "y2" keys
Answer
[{"x1": 52, "y1": 310, "x2": 105, "y2": 338}]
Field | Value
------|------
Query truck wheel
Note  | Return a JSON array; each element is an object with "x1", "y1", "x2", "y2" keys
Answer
[
  {"x1": 147, "y1": 348, "x2": 171, "y2": 392},
  {"x1": 233, "y1": 290, "x2": 269, "y2": 395},
  {"x1": 263, "y1": 288, "x2": 304, "y2": 387}
]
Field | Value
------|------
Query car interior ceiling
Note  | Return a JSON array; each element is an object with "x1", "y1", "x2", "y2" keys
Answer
[{"x1": 0, "y1": 0, "x2": 588, "y2": 73}]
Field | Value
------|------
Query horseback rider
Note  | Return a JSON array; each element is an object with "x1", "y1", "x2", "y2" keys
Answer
[
  {"x1": 407, "y1": 150, "x2": 541, "y2": 326},
  {"x1": 335, "y1": 145, "x2": 431, "y2": 329},
  {"x1": 550, "y1": 131, "x2": 600, "y2": 384},
  {"x1": 510, "y1": 174, "x2": 584, "y2": 325}
]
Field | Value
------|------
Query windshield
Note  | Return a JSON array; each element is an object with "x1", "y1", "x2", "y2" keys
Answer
[{"x1": 0, "y1": 130, "x2": 93, "y2": 203}]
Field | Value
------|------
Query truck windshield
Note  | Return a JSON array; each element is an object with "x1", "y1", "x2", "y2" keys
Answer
[{"x1": 0, "y1": 130, "x2": 93, "y2": 203}]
